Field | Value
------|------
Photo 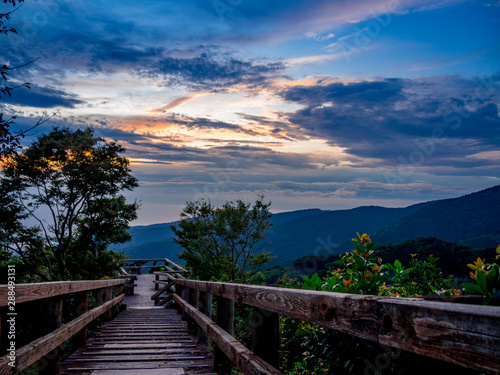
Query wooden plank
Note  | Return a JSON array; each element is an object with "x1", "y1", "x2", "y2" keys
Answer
[
  {"x1": 0, "y1": 294, "x2": 124, "y2": 374},
  {"x1": 174, "y1": 294, "x2": 281, "y2": 375},
  {"x1": 377, "y1": 298, "x2": 500, "y2": 374},
  {"x1": 164, "y1": 258, "x2": 189, "y2": 273},
  {"x1": 91, "y1": 370, "x2": 185, "y2": 375},
  {"x1": 81, "y1": 349, "x2": 204, "y2": 355},
  {"x1": 67, "y1": 360, "x2": 211, "y2": 370},
  {"x1": 161, "y1": 265, "x2": 187, "y2": 279},
  {"x1": 0, "y1": 279, "x2": 124, "y2": 307},
  {"x1": 100, "y1": 342, "x2": 196, "y2": 350},
  {"x1": 74, "y1": 354, "x2": 206, "y2": 361},
  {"x1": 118, "y1": 275, "x2": 137, "y2": 280},
  {"x1": 151, "y1": 282, "x2": 174, "y2": 300}
]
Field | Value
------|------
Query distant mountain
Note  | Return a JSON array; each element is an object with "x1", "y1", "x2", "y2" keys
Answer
[
  {"x1": 115, "y1": 185, "x2": 500, "y2": 266},
  {"x1": 373, "y1": 185, "x2": 500, "y2": 245},
  {"x1": 265, "y1": 202, "x2": 431, "y2": 262}
]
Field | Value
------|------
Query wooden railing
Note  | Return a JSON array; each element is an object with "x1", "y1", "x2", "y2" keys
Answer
[
  {"x1": 173, "y1": 279, "x2": 500, "y2": 375},
  {"x1": 123, "y1": 257, "x2": 188, "y2": 275},
  {"x1": 0, "y1": 279, "x2": 125, "y2": 374},
  {"x1": 151, "y1": 258, "x2": 189, "y2": 306}
]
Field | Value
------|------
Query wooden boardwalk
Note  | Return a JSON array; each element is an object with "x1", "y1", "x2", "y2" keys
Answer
[{"x1": 60, "y1": 274, "x2": 214, "y2": 375}]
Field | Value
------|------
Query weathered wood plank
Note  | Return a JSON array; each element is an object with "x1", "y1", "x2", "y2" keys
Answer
[
  {"x1": 175, "y1": 279, "x2": 380, "y2": 341},
  {"x1": 174, "y1": 294, "x2": 282, "y2": 375},
  {"x1": 0, "y1": 294, "x2": 124, "y2": 374},
  {"x1": 164, "y1": 258, "x2": 189, "y2": 273},
  {"x1": 91, "y1": 369, "x2": 185, "y2": 375},
  {"x1": 66, "y1": 360, "x2": 211, "y2": 370},
  {"x1": 377, "y1": 298, "x2": 500, "y2": 374},
  {"x1": 0, "y1": 279, "x2": 124, "y2": 307},
  {"x1": 74, "y1": 354, "x2": 206, "y2": 362}
]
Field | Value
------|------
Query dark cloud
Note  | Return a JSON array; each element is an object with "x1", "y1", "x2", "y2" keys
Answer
[
  {"x1": 280, "y1": 75, "x2": 500, "y2": 168},
  {"x1": 1, "y1": 84, "x2": 84, "y2": 108},
  {"x1": 148, "y1": 53, "x2": 285, "y2": 91}
]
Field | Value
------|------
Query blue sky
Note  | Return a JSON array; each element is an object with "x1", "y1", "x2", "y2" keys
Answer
[{"x1": 2, "y1": 0, "x2": 500, "y2": 225}]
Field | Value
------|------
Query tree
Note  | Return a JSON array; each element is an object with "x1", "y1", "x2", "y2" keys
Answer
[
  {"x1": 171, "y1": 197, "x2": 273, "y2": 281},
  {"x1": 0, "y1": 127, "x2": 139, "y2": 280}
]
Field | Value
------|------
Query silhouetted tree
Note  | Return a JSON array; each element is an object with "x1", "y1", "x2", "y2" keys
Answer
[
  {"x1": 172, "y1": 197, "x2": 273, "y2": 281},
  {"x1": 0, "y1": 127, "x2": 139, "y2": 280}
]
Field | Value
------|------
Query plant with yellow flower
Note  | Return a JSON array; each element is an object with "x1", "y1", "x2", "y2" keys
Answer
[{"x1": 462, "y1": 246, "x2": 500, "y2": 305}]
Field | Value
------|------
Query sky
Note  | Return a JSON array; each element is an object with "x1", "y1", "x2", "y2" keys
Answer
[{"x1": 1, "y1": 0, "x2": 500, "y2": 225}]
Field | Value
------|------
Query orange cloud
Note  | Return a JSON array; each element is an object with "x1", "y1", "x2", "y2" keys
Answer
[{"x1": 149, "y1": 93, "x2": 199, "y2": 113}]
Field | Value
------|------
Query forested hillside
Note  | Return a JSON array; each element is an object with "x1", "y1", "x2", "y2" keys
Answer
[{"x1": 118, "y1": 185, "x2": 500, "y2": 266}]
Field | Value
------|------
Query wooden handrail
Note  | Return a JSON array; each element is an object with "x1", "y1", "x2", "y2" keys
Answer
[
  {"x1": 0, "y1": 278, "x2": 125, "y2": 374},
  {"x1": 0, "y1": 294, "x2": 124, "y2": 374},
  {"x1": 174, "y1": 279, "x2": 500, "y2": 374},
  {"x1": 0, "y1": 279, "x2": 124, "y2": 306}
]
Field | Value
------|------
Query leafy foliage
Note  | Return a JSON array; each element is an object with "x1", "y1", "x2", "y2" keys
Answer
[
  {"x1": 278, "y1": 233, "x2": 459, "y2": 374},
  {"x1": 172, "y1": 197, "x2": 273, "y2": 282},
  {"x1": 462, "y1": 246, "x2": 500, "y2": 304},
  {"x1": 0, "y1": 127, "x2": 139, "y2": 280}
]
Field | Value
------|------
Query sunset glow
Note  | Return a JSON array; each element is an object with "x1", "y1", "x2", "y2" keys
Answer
[{"x1": 2, "y1": 0, "x2": 499, "y2": 224}]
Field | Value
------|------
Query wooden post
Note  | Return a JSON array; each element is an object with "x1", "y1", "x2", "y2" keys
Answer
[
  {"x1": 181, "y1": 286, "x2": 189, "y2": 321},
  {"x1": 73, "y1": 291, "x2": 88, "y2": 347},
  {"x1": 38, "y1": 295, "x2": 63, "y2": 375},
  {"x1": 253, "y1": 307, "x2": 280, "y2": 368},
  {"x1": 188, "y1": 288, "x2": 199, "y2": 308},
  {"x1": 175, "y1": 285, "x2": 183, "y2": 314},
  {"x1": 188, "y1": 288, "x2": 199, "y2": 329},
  {"x1": 104, "y1": 286, "x2": 113, "y2": 321},
  {"x1": 198, "y1": 291, "x2": 212, "y2": 346},
  {"x1": 214, "y1": 296, "x2": 234, "y2": 374},
  {"x1": 155, "y1": 274, "x2": 160, "y2": 290}
]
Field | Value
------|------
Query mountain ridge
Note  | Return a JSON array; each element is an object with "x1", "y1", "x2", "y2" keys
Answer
[{"x1": 116, "y1": 185, "x2": 500, "y2": 265}]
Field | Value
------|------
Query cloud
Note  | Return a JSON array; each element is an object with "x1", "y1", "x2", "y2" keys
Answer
[
  {"x1": 147, "y1": 52, "x2": 285, "y2": 91},
  {"x1": 150, "y1": 94, "x2": 199, "y2": 113},
  {"x1": 1, "y1": 84, "x2": 84, "y2": 108},
  {"x1": 279, "y1": 75, "x2": 500, "y2": 168}
]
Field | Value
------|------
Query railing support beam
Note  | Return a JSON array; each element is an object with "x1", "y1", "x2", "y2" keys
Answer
[
  {"x1": 39, "y1": 295, "x2": 63, "y2": 375},
  {"x1": 253, "y1": 307, "x2": 280, "y2": 368},
  {"x1": 215, "y1": 296, "x2": 234, "y2": 373},
  {"x1": 73, "y1": 291, "x2": 88, "y2": 347}
]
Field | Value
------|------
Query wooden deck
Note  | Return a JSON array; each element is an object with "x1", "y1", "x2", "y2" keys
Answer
[{"x1": 59, "y1": 275, "x2": 214, "y2": 375}]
